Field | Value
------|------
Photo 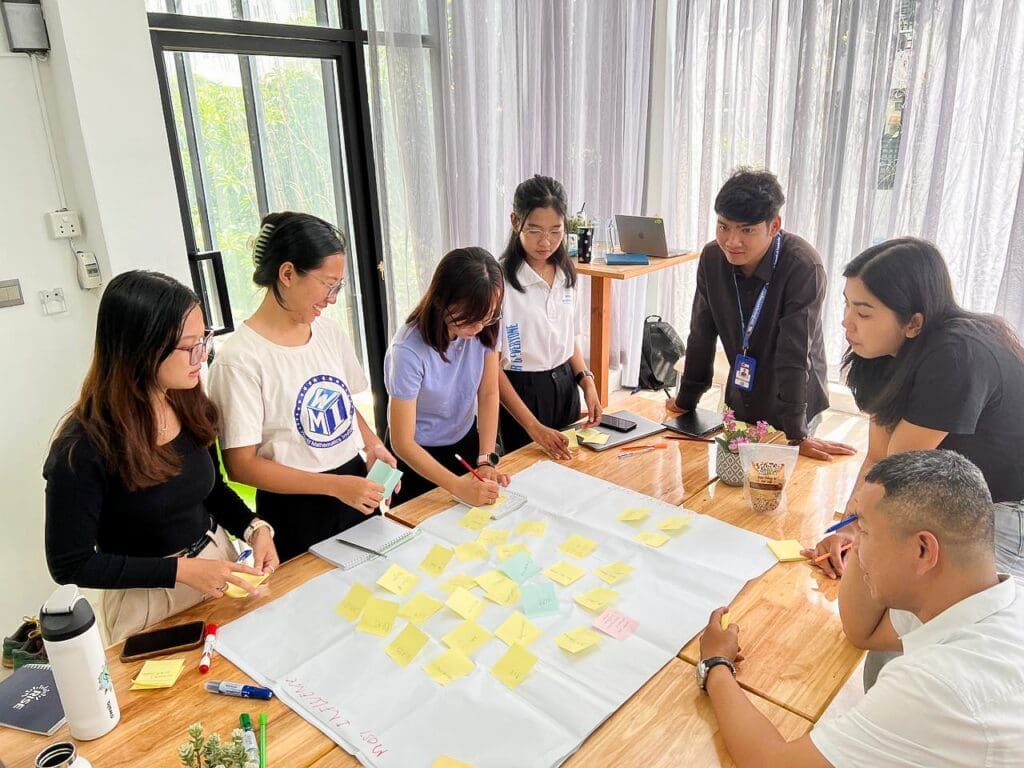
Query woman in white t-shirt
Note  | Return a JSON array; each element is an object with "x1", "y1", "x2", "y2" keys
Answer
[
  {"x1": 207, "y1": 212, "x2": 399, "y2": 562},
  {"x1": 498, "y1": 175, "x2": 602, "y2": 458}
]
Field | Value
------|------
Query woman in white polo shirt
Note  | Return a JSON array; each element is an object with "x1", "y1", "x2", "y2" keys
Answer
[
  {"x1": 498, "y1": 175, "x2": 602, "y2": 459},
  {"x1": 207, "y1": 212, "x2": 398, "y2": 562}
]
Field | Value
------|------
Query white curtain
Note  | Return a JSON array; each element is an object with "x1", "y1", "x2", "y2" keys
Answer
[
  {"x1": 890, "y1": 0, "x2": 1024, "y2": 334},
  {"x1": 654, "y1": 0, "x2": 900, "y2": 378},
  {"x1": 365, "y1": 0, "x2": 656, "y2": 385}
]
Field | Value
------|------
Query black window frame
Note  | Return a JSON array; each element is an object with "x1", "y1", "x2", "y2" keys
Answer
[{"x1": 147, "y1": 2, "x2": 402, "y2": 432}]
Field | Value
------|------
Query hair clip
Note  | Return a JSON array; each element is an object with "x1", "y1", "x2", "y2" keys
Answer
[{"x1": 252, "y1": 222, "x2": 276, "y2": 260}]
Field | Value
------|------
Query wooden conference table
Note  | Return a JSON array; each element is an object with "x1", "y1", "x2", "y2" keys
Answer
[
  {"x1": 0, "y1": 396, "x2": 863, "y2": 767},
  {"x1": 578, "y1": 252, "x2": 699, "y2": 406}
]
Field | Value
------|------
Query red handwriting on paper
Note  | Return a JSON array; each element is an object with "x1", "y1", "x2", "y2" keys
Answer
[{"x1": 281, "y1": 676, "x2": 390, "y2": 758}]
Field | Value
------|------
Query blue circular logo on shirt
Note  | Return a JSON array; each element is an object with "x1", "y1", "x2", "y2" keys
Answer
[{"x1": 294, "y1": 375, "x2": 355, "y2": 449}]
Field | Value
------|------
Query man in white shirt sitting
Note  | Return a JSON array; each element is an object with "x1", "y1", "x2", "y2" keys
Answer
[{"x1": 695, "y1": 449, "x2": 1024, "y2": 767}]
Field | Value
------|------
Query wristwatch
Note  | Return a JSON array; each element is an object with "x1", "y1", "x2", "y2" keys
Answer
[
  {"x1": 477, "y1": 452, "x2": 500, "y2": 468},
  {"x1": 574, "y1": 369, "x2": 595, "y2": 386},
  {"x1": 244, "y1": 518, "x2": 275, "y2": 544},
  {"x1": 695, "y1": 656, "x2": 736, "y2": 692}
]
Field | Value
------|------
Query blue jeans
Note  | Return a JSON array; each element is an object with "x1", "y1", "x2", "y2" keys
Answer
[{"x1": 863, "y1": 498, "x2": 1024, "y2": 691}]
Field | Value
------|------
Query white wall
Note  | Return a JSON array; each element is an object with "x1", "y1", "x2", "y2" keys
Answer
[{"x1": 0, "y1": 0, "x2": 187, "y2": 629}]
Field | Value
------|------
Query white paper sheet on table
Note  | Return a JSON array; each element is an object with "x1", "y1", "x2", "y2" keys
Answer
[{"x1": 216, "y1": 461, "x2": 776, "y2": 768}]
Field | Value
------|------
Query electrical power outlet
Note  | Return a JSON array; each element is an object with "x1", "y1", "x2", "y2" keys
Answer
[{"x1": 46, "y1": 210, "x2": 82, "y2": 239}]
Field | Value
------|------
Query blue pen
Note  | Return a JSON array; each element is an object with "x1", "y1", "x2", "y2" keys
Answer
[
  {"x1": 236, "y1": 548, "x2": 252, "y2": 563},
  {"x1": 205, "y1": 680, "x2": 274, "y2": 700},
  {"x1": 825, "y1": 514, "x2": 858, "y2": 534}
]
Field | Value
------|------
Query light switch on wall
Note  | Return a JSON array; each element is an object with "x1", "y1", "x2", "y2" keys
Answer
[
  {"x1": 39, "y1": 287, "x2": 68, "y2": 316},
  {"x1": 0, "y1": 279, "x2": 25, "y2": 308}
]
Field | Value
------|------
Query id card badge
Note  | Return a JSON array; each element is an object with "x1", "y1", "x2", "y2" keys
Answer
[{"x1": 733, "y1": 354, "x2": 757, "y2": 392}]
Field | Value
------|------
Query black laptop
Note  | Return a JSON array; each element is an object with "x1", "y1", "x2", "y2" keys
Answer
[{"x1": 662, "y1": 408, "x2": 724, "y2": 438}]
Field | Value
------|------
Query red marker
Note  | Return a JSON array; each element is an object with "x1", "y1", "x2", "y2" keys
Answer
[
  {"x1": 198, "y1": 623, "x2": 218, "y2": 674},
  {"x1": 454, "y1": 453, "x2": 486, "y2": 483}
]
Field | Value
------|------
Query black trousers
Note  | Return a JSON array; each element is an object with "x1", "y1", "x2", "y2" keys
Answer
[
  {"x1": 386, "y1": 423, "x2": 480, "y2": 508},
  {"x1": 255, "y1": 454, "x2": 369, "y2": 563},
  {"x1": 499, "y1": 362, "x2": 580, "y2": 454}
]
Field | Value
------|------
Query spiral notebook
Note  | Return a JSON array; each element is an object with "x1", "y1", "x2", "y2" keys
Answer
[
  {"x1": 0, "y1": 663, "x2": 66, "y2": 736},
  {"x1": 309, "y1": 515, "x2": 419, "y2": 570}
]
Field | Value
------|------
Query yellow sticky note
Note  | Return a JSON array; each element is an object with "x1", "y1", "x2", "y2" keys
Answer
[
  {"x1": 459, "y1": 507, "x2": 493, "y2": 531},
  {"x1": 475, "y1": 569, "x2": 519, "y2": 606},
  {"x1": 767, "y1": 539, "x2": 807, "y2": 562},
  {"x1": 721, "y1": 612, "x2": 732, "y2": 631},
  {"x1": 398, "y1": 593, "x2": 444, "y2": 625},
  {"x1": 442, "y1": 619, "x2": 492, "y2": 656},
  {"x1": 335, "y1": 583, "x2": 372, "y2": 622},
  {"x1": 594, "y1": 562, "x2": 635, "y2": 585},
  {"x1": 495, "y1": 542, "x2": 531, "y2": 561},
  {"x1": 376, "y1": 563, "x2": 420, "y2": 596},
  {"x1": 454, "y1": 541, "x2": 489, "y2": 562},
  {"x1": 555, "y1": 627, "x2": 602, "y2": 654},
  {"x1": 635, "y1": 531, "x2": 670, "y2": 548},
  {"x1": 560, "y1": 534, "x2": 598, "y2": 559},
  {"x1": 617, "y1": 507, "x2": 650, "y2": 523},
  {"x1": 543, "y1": 560, "x2": 587, "y2": 587},
  {"x1": 478, "y1": 528, "x2": 510, "y2": 545},
  {"x1": 424, "y1": 649, "x2": 475, "y2": 686},
  {"x1": 515, "y1": 520, "x2": 547, "y2": 537},
  {"x1": 385, "y1": 622, "x2": 429, "y2": 667},
  {"x1": 491, "y1": 642, "x2": 538, "y2": 689},
  {"x1": 562, "y1": 428, "x2": 579, "y2": 450},
  {"x1": 357, "y1": 596, "x2": 400, "y2": 636},
  {"x1": 433, "y1": 758, "x2": 475, "y2": 768},
  {"x1": 445, "y1": 587, "x2": 486, "y2": 621},
  {"x1": 439, "y1": 573, "x2": 478, "y2": 594},
  {"x1": 130, "y1": 659, "x2": 185, "y2": 690},
  {"x1": 419, "y1": 544, "x2": 454, "y2": 577},
  {"x1": 577, "y1": 428, "x2": 609, "y2": 445},
  {"x1": 659, "y1": 515, "x2": 692, "y2": 532},
  {"x1": 494, "y1": 611, "x2": 542, "y2": 647},
  {"x1": 224, "y1": 572, "x2": 269, "y2": 599},
  {"x1": 574, "y1": 587, "x2": 619, "y2": 613}
]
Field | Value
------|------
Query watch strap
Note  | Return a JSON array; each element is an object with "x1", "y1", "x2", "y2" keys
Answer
[{"x1": 699, "y1": 656, "x2": 736, "y2": 691}]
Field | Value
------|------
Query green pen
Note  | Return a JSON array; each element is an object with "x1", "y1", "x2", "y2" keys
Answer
[
  {"x1": 259, "y1": 711, "x2": 267, "y2": 768},
  {"x1": 240, "y1": 713, "x2": 259, "y2": 764}
]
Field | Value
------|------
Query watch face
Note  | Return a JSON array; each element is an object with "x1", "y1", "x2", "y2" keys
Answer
[{"x1": 695, "y1": 660, "x2": 705, "y2": 687}]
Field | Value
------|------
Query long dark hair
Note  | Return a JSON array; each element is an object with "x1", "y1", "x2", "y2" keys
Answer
[
  {"x1": 842, "y1": 238, "x2": 1024, "y2": 427},
  {"x1": 252, "y1": 211, "x2": 347, "y2": 307},
  {"x1": 406, "y1": 247, "x2": 504, "y2": 361},
  {"x1": 500, "y1": 175, "x2": 577, "y2": 292},
  {"x1": 54, "y1": 271, "x2": 220, "y2": 489}
]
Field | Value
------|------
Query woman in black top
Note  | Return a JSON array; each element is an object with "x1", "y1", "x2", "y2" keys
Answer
[
  {"x1": 807, "y1": 238, "x2": 1024, "y2": 581},
  {"x1": 44, "y1": 271, "x2": 280, "y2": 641}
]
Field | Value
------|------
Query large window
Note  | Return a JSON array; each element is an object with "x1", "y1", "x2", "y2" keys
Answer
[{"x1": 148, "y1": 1, "x2": 391, "y2": 429}]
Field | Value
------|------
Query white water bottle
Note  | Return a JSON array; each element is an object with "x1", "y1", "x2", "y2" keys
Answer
[{"x1": 40, "y1": 585, "x2": 120, "y2": 740}]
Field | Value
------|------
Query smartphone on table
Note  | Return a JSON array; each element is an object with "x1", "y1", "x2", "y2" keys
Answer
[
  {"x1": 599, "y1": 414, "x2": 637, "y2": 433},
  {"x1": 120, "y1": 620, "x2": 206, "y2": 662}
]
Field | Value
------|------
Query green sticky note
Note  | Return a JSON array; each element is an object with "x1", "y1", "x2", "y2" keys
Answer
[
  {"x1": 498, "y1": 551, "x2": 541, "y2": 584},
  {"x1": 520, "y1": 582, "x2": 559, "y2": 619},
  {"x1": 367, "y1": 460, "x2": 403, "y2": 498}
]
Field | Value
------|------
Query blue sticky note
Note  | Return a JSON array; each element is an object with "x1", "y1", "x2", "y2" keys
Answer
[
  {"x1": 499, "y1": 551, "x2": 541, "y2": 584},
  {"x1": 367, "y1": 461, "x2": 403, "y2": 499},
  {"x1": 520, "y1": 582, "x2": 559, "y2": 619}
]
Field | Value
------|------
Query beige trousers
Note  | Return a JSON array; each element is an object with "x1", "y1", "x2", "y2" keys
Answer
[{"x1": 102, "y1": 526, "x2": 236, "y2": 643}]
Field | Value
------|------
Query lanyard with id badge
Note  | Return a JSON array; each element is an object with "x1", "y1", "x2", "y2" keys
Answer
[{"x1": 732, "y1": 232, "x2": 782, "y2": 392}]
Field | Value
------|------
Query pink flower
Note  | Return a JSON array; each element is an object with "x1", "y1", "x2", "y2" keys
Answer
[{"x1": 723, "y1": 408, "x2": 737, "y2": 431}]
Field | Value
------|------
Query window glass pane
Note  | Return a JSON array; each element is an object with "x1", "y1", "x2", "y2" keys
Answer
[
  {"x1": 176, "y1": 0, "x2": 234, "y2": 18},
  {"x1": 186, "y1": 52, "x2": 263, "y2": 319},
  {"x1": 240, "y1": 0, "x2": 323, "y2": 25},
  {"x1": 362, "y1": 0, "x2": 432, "y2": 35},
  {"x1": 148, "y1": 0, "x2": 330, "y2": 26}
]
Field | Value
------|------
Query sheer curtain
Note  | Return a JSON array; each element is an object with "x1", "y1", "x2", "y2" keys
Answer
[
  {"x1": 365, "y1": 0, "x2": 656, "y2": 385},
  {"x1": 890, "y1": 0, "x2": 1024, "y2": 333},
  {"x1": 654, "y1": 0, "x2": 900, "y2": 377}
]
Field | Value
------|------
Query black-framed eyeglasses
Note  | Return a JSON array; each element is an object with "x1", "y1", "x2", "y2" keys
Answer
[
  {"x1": 446, "y1": 308, "x2": 502, "y2": 329},
  {"x1": 176, "y1": 329, "x2": 215, "y2": 365},
  {"x1": 307, "y1": 272, "x2": 347, "y2": 299}
]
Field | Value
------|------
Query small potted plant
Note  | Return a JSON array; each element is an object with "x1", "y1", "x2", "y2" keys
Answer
[
  {"x1": 566, "y1": 204, "x2": 594, "y2": 263},
  {"x1": 715, "y1": 409, "x2": 773, "y2": 487},
  {"x1": 177, "y1": 722, "x2": 258, "y2": 768}
]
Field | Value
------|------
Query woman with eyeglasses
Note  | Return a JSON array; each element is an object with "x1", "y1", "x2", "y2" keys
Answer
[
  {"x1": 384, "y1": 246, "x2": 510, "y2": 507},
  {"x1": 207, "y1": 211, "x2": 399, "y2": 562},
  {"x1": 497, "y1": 175, "x2": 602, "y2": 459},
  {"x1": 44, "y1": 271, "x2": 278, "y2": 642}
]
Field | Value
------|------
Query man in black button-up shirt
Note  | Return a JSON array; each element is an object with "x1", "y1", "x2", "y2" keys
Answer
[{"x1": 667, "y1": 169, "x2": 855, "y2": 461}]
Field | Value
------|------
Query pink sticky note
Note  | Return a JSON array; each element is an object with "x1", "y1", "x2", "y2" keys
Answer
[{"x1": 593, "y1": 608, "x2": 639, "y2": 640}]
